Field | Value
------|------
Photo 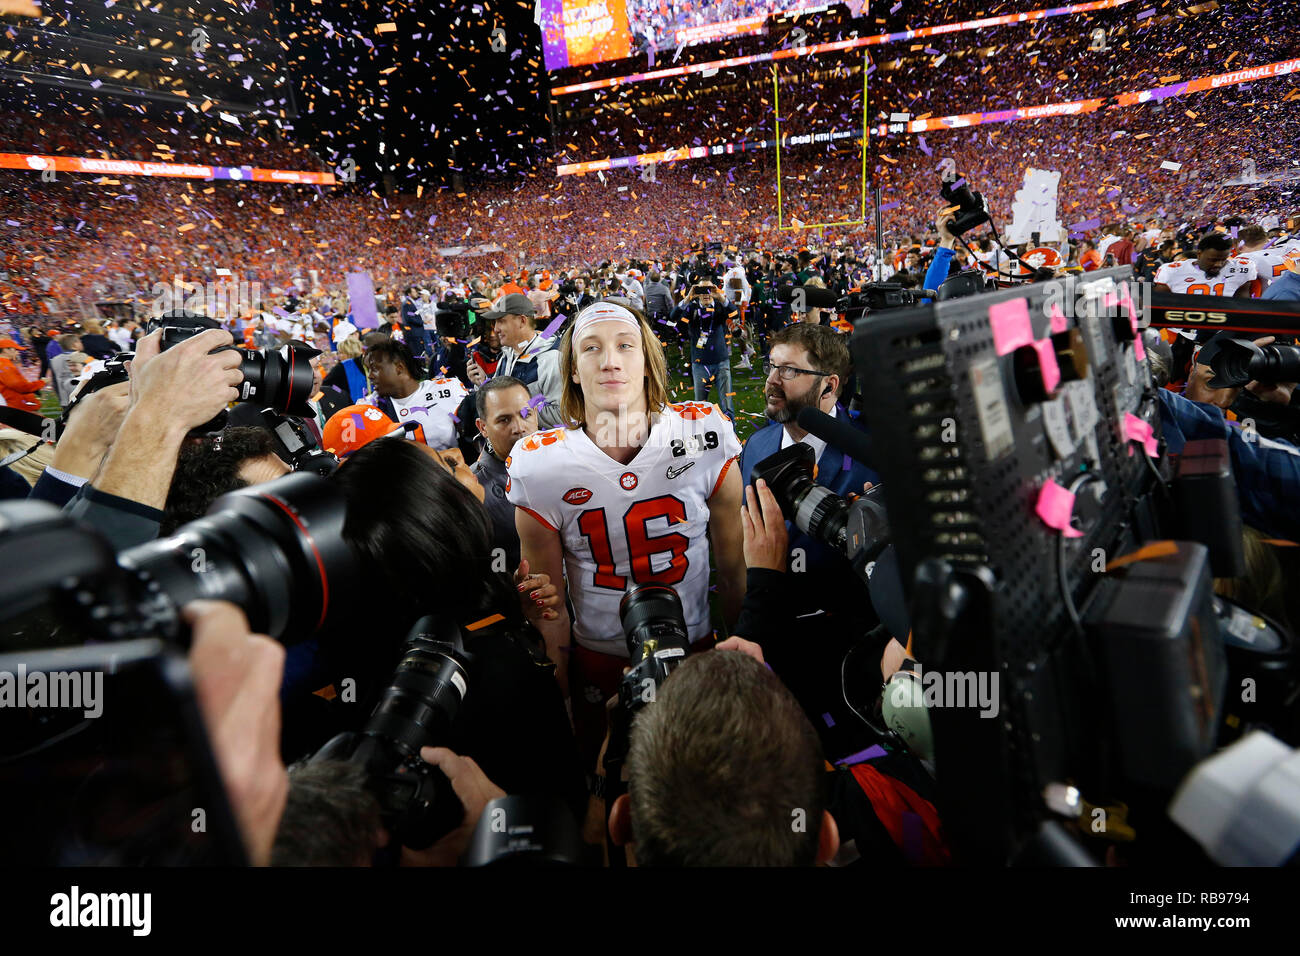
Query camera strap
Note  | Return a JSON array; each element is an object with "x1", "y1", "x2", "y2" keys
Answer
[{"x1": 0, "y1": 442, "x2": 42, "y2": 470}]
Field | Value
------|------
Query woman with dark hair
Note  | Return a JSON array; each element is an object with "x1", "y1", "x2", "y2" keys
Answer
[{"x1": 282, "y1": 438, "x2": 587, "y2": 825}]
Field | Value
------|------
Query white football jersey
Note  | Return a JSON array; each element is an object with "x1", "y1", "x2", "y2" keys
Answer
[
  {"x1": 506, "y1": 402, "x2": 742, "y2": 656},
  {"x1": 1240, "y1": 240, "x2": 1300, "y2": 290},
  {"x1": 1155, "y1": 256, "x2": 1257, "y2": 296},
  {"x1": 369, "y1": 377, "x2": 467, "y2": 450}
]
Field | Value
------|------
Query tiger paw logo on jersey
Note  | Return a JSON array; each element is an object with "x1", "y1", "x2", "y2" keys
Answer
[
  {"x1": 619, "y1": 472, "x2": 638, "y2": 490},
  {"x1": 563, "y1": 487, "x2": 594, "y2": 505},
  {"x1": 669, "y1": 401, "x2": 714, "y2": 420},
  {"x1": 520, "y1": 428, "x2": 567, "y2": 453}
]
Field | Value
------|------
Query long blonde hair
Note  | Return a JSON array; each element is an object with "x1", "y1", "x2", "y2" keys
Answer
[{"x1": 558, "y1": 302, "x2": 670, "y2": 428}]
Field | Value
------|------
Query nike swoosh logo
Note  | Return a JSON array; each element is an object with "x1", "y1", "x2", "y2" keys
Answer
[{"x1": 665, "y1": 461, "x2": 695, "y2": 480}]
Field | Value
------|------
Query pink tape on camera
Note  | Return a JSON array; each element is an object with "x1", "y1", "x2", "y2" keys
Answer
[
  {"x1": 989, "y1": 298, "x2": 1034, "y2": 355},
  {"x1": 1049, "y1": 302, "x2": 1068, "y2": 334},
  {"x1": 1036, "y1": 479, "x2": 1083, "y2": 537},
  {"x1": 1123, "y1": 412, "x2": 1159, "y2": 457},
  {"x1": 1032, "y1": 338, "x2": 1061, "y2": 393}
]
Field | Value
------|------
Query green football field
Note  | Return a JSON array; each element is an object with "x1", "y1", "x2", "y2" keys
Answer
[{"x1": 662, "y1": 340, "x2": 771, "y2": 444}]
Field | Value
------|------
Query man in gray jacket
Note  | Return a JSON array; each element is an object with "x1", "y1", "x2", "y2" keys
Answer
[
  {"x1": 49, "y1": 334, "x2": 87, "y2": 408},
  {"x1": 481, "y1": 293, "x2": 566, "y2": 429}
]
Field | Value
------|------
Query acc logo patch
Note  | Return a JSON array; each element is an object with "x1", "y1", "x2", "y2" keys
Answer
[
  {"x1": 562, "y1": 487, "x2": 594, "y2": 505},
  {"x1": 620, "y1": 472, "x2": 638, "y2": 490}
]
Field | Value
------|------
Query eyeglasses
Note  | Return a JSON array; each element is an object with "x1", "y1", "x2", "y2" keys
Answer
[{"x1": 763, "y1": 358, "x2": 827, "y2": 381}]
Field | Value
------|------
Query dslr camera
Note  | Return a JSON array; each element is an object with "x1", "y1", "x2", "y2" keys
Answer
[
  {"x1": 751, "y1": 442, "x2": 891, "y2": 585},
  {"x1": 940, "y1": 171, "x2": 992, "y2": 237},
  {"x1": 1200, "y1": 333, "x2": 1300, "y2": 388},
  {"x1": 308, "y1": 616, "x2": 471, "y2": 850},
  {"x1": 151, "y1": 312, "x2": 317, "y2": 430}
]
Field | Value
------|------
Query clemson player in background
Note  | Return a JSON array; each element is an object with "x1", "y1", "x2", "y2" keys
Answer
[
  {"x1": 507, "y1": 301, "x2": 746, "y2": 766},
  {"x1": 1154, "y1": 232, "x2": 1257, "y2": 297}
]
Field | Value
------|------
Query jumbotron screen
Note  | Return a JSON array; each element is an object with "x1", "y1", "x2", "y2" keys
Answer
[{"x1": 540, "y1": 0, "x2": 832, "y2": 71}]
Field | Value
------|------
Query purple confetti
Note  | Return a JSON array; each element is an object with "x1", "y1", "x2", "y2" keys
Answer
[
  {"x1": 1136, "y1": 6, "x2": 1155, "y2": 18},
  {"x1": 918, "y1": 135, "x2": 931, "y2": 156},
  {"x1": 541, "y1": 314, "x2": 566, "y2": 339}
]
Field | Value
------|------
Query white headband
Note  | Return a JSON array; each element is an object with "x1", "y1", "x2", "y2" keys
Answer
[{"x1": 573, "y1": 302, "x2": 641, "y2": 341}]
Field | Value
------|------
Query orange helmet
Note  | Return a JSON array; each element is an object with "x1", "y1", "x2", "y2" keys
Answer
[
  {"x1": 1016, "y1": 247, "x2": 1063, "y2": 275},
  {"x1": 322, "y1": 404, "x2": 400, "y2": 458}
]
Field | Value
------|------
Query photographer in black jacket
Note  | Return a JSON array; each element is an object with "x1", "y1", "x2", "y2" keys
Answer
[{"x1": 670, "y1": 281, "x2": 737, "y2": 420}]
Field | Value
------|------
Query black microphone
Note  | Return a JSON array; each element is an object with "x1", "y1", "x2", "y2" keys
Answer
[{"x1": 795, "y1": 406, "x2": 873, "y2": 468}]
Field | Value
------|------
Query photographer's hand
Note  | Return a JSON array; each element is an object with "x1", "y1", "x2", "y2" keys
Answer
[
  {"x1": 466, "y1": 360, "x2": 487, "y2": 386},
  {"x1": 400, "y1": 747, "x2": 506, "y2": 867},
  {"x1": 1246, "y1": 380, "x2": 1297, "y2": 405},
  {"x1": 741, "y1": 479, "x2": 789, "y2": 572},
  {"x1": 185, "y1": 600, "x2": 288, "y2": 867},
  {"x1": 133, "y1": 327, "x2": 242, "y2": 430},
  {"x1": 94, "y1": 328, "x2": 242, "y2": 509},
  {"x1": 50, "y1": 381, "x2": 130, "y2": 480},
  {"x1": 936, "y1": 208, "x2": 958, "y2": 250}
]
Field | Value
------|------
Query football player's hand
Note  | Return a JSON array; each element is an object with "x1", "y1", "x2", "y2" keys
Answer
[{"x1": 515, "y1": 558, "x2": 561, "y2": 623}]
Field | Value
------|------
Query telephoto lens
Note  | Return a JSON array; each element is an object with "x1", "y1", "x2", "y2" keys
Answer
[
  {"x1": 155, "y1": 313, "x2": 316, "y2": 420},
  {"x1": 119, "y1": 472, "x2": 356, "y2": 646},
  {"x1": 751, "y1": 443, "x2": 850, "y2": 552},
  {"x1": 237, "y1": 344, "x2": 317, "y2": 418},
  {"x1": 309, "y1": 626, "x2": 471, "y2": 851},
  {"x1": 0, "y1": 473, "x2": 355, "y2": 653},
  {"x1": 1200, "y1": 334, "x2": 1300, "y2": 388},
  {"x1": 618, "y1": 585, "x2": 691, "y2": 715}
]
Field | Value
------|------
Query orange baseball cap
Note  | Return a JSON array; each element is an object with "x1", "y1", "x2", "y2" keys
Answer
[
  {"x1": 0, "y1": 338, "x2": 26, "y2": 349},
  {"x1": 322, "y1": 404, "x2": 399, "y2": 458}
]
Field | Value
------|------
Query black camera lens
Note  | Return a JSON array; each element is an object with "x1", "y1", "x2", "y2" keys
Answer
[
  {"x1": 157, "y1": 318, "x2": 317, "y2": 419},
  {"x1": 751, "y1": 443, "x2": 850, "y2": 551},
  {"x1": 618, "y1": 585, "x2": 690, "y2": 716},
  {"x1": 236, "y1": 345, "x2": 316, "y2": 417},
  {"x1": 1201, "y1": 334, "x2": 1300, "y2": 389},
  {"x1": 362, "y1": 639, "x2": 469, "y2": 758},
  {"x1": 119, "y1": 472, "x2": 356, "y2": 645},
  {"x1": 322, "y1": 636, "x2": 469, "y2": 850},
  {"x1": 619, "y1": 584, "x2": 690, "y2": 662}
]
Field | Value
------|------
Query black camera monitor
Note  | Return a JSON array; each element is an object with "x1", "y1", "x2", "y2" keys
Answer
[{"x1": 849, "y1": 267, "x2": 1226, "y2": 863}]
